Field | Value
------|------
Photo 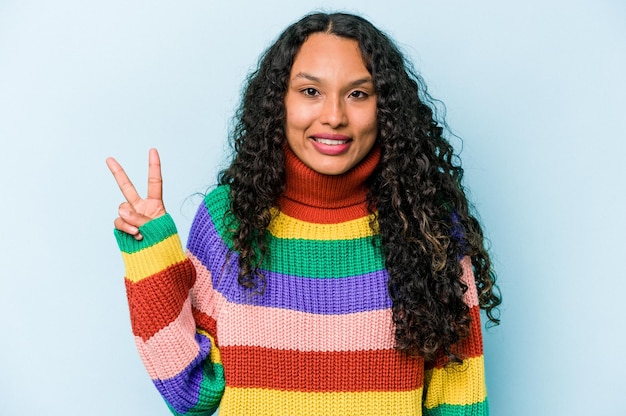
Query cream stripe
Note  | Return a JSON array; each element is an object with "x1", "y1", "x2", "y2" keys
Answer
[
  {"x1": 219, "y1": 302, "x2": 395, "y2": 351},
  {"x1": 423, "y1": 355, "x2": 486, "y2": 408},
  {"x1": 218, "y1": 387, "x2": 423, "y2": 416},
  {"x1": 267, "y1": 208, "x2": 376, "y2": 240},
  {"x1": 460, "y1": 256, "x2": 479, "y2": 308},
  {"x1": 122, "y1": 235, "x2": 187, "y2": 283},
  {"x1": 134, "y1": 297, "x2": 200, "y2": 380}
]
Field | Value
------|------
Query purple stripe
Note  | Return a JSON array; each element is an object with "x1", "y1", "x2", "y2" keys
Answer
[
  {"x1": 237, "y1": 267, "x2": 391, "y2": 314},
  {"x1": 187, "y1": 206, "x2": 392, "y2": 315},
  {"x1": 154, "y1": 332, "x2": 212, "y2": 413}
]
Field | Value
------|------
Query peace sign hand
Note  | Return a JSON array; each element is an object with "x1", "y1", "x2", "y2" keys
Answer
[{"x1": 106, "y1": 148, "x2": 167, "y2": 240}]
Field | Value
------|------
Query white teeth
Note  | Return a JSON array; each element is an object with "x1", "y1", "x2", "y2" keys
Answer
[{"x1": 315, "y1": 138, "x2": 348, "y2": 145}]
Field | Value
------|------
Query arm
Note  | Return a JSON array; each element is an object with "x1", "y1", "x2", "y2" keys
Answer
[
  {"x1": 108, "y1": 150, "x2": 224, "y2": 415},
  {"x1": 422, "y1": 256, "x2": 489, "y2": 416}
]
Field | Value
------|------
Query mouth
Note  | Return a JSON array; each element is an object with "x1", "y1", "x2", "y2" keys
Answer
[
  {"x1": 311, "y1": 134, "x2": 351, "y2": 146},
  {"x1": 313, "y1": 137, "x2": 350, "y2": 145}
]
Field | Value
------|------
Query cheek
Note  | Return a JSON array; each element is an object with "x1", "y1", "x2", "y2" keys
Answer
[
  {"x1": 284, "y1": 95, "x2": 309, "y2": 133},
  {"x1": 361, "y1": 109, "x2": 378, "y2": 137},
  {"x1": 368, "y1": 115, "x2": 378, "y2": 133}
]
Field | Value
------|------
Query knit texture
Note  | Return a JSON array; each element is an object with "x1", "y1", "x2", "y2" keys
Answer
[{"x1": 115, "y1": 146, "x2": 489, "y2": 416}]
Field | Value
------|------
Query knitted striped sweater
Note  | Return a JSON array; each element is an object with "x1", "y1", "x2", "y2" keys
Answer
[{"x1": 115, "y1": 146, "x2": 489, "y2": 416}]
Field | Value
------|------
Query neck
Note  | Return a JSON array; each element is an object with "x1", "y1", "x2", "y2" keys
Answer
[{"x1": 278, "y1": 144, "x2": 380, "y2": 223}]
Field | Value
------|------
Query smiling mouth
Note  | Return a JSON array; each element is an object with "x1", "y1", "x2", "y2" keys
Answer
[{"x1": 312, "y1": 137, "x2": 350, "y2": 145}]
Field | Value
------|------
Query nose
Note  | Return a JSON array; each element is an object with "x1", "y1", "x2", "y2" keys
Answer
[{"x1": 320, "y1": 95, "x2": 348, "y2": 128}]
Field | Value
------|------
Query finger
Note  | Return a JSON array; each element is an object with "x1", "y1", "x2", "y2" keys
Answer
[
  {"x1": 114, "y1": 217, "x2": 139, "y2": 236},
  {"x1": 114, "y1": 217, "x2": 144, "y2": 240},
  {"x1": 118, "y1": 202, "x2": 153, "y2": 228},
  {"x1": 106, "y1": 157, "x2": 141, "y2": 205},
  {"x1": 147, "y1": 148, "x2": 163, "y2": 201}
]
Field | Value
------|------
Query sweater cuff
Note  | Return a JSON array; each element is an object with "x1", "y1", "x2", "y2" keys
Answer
[{"x1": 114, "y1": 214, "x2": 177, "y2": 254}]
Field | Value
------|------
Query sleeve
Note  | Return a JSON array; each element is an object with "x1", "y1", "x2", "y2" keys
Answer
[
  {"x1": 422, "y1": 256, "x2": 489, "y2": 416},
  {"x1": 114, "y1": 213, "x2": 225, "y2": 415}
]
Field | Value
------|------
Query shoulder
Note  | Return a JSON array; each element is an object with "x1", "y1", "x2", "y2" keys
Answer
[
  {"x1": 189, "y1": 185, "x2": 235, "y2": 249},
  {"x1": 203, "y1": 185, "x2": 231, "y2": 216},
  {"x1": 194, "y1": 185, "x2": 236, "y2": 237},
  {"x1": 189, "y1": 185, "x2": 232, "y2": 230}
]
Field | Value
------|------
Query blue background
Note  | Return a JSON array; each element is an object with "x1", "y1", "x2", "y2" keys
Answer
[{"x1": 1, "y1": 1, "x2": 624, "y2": 415}]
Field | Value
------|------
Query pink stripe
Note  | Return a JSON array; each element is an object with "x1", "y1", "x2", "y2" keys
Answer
[
  {"x1": 219, "y1": 302, "x2": 395, "y2": 352},
  {"x1": 460, "y1": 256, "x2": 479, "y2": 308},
  {"x1": 184, "y1": 253, "x2": 476, "y2": 354},
  {"x1": 188, "y1": 252, "x2": 395, "y2": 351},
  {"x1": 134, "y1": 297, "x2": 200, "y2": 380},
  {"x1": 188, "y1": 252, "x2": 226, "y2": 320}
]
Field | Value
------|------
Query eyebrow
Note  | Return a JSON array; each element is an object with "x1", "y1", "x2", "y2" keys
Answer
[{"x1": 292, "y1": 72, "x2": 373, "y2": 86}]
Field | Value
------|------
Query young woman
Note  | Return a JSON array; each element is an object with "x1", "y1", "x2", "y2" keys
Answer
[{"x1": 107, "y1": 12, "x2": 500, "y2": 416}]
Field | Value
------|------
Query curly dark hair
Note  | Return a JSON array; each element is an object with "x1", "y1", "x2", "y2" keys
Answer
[{"x1": 218, "y1": 12, "x2": 501, "y2": 362}]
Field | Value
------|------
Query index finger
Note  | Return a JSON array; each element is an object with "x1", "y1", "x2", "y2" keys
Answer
[
  {"x1": 106, "y1": 156, "x2": 141, "y2": 205},
  {"x1": 147, "y1": 148, "x2": 162, "y2": 200}
]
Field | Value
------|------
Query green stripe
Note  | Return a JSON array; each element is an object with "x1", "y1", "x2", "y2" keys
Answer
[
  {"x1": 166, "y1": 363, "x2": 225, "y2": 416},
  {"x1": 204, "y1": 186, "x2": 237, "y2": 250},
  {"x1": 264, "y1": 234, "x2": 385, "y2": 277},
  {"x1": 205, "y1": 186, "x2": 386, "y2": 278},
  {"x1": 115, "y1": 213, "x2": 177, "y2": 254},
  {"x1": 424, "y1": 400, "x2": 489, "y2": 416}
]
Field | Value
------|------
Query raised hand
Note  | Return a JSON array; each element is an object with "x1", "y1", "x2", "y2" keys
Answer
[{"x1": 106, "y1": 148, "x2": 166, "y2": 240}]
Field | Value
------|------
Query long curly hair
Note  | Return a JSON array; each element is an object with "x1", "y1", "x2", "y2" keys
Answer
[{"x1": 219, "y1": 12, "x2": 501, "y2": 362}]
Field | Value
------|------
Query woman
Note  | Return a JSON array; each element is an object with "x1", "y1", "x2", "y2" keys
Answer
[{"x1": 107, "y1": 12, "x2": 500, "y2": 416}]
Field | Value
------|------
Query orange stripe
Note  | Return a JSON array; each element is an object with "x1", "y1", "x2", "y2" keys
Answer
[
  {"x1": 221, "y1": 346, "x2": 424, "y2": 392},
  {"x1": 125, "y1": 260, "x2": 196, "y2": 341}
]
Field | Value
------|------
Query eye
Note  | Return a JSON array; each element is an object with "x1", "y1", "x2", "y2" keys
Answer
[
  {"x1": 349, "y1": 90, "x2": 369, "y2": 99},
  {"x1": 301, "y1": 87, "x2": 320, "y2": 97}
]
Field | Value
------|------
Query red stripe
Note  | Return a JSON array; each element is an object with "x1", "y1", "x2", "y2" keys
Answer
[
  {"x1": 221, "y1": 346, "x2": 424, "y2": 392},
  {"x1": 426, "y1": 305, "x2": 484, "y2": 369},
  {"x1": 278, "y1": 197, "x2": 370, "y2": 224},
  {"x1": 192, "y1": 306, "x2": 219, "y2": 345},
  {"x1": 125, "y1": 260, "x2": 196, "y2": 341}
]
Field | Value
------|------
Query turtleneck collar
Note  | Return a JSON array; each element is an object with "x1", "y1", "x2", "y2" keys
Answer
[{"x1": 278, "y1": 143, "x2": 380, "y2": 224}]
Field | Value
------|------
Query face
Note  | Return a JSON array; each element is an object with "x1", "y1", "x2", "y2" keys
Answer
[{"x1": 284, "y1": 33, "x2": 378, "y2": 175}]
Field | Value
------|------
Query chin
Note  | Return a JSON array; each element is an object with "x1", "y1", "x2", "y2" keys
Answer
[{"x1": 316, "y1": 166, "x2": 351, "y2": 176}]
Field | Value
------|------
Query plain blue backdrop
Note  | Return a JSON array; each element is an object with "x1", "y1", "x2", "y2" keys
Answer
[{"x1": 1, "y1": 1, "x2": 625, "y2": 415}]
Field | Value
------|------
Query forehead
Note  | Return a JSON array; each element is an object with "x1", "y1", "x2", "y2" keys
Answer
[{"x1": 290, "y1": 33, "x2": 369, "y2": 77}]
